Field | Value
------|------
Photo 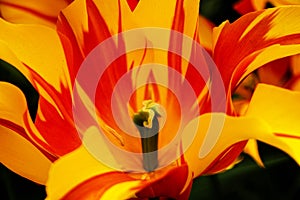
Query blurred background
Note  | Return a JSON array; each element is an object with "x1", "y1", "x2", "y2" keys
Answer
[{"x1": 1, "y1": 0, "x2": 300, "y2": 199}]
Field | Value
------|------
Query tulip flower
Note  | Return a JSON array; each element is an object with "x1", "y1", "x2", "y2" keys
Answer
[{"x1": 1, "y1": 0, "x2": 300, "y2": 199}]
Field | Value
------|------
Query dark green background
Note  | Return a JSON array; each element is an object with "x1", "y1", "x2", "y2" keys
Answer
[{"x1": 1, "y1": 0, "x2": 300, "y2": 199}]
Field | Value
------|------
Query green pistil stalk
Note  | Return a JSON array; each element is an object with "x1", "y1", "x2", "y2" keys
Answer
[{"x1": 133, "y1": 100, "x2": 161, "y2": 172}]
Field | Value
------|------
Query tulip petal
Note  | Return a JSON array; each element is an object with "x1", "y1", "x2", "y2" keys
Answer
[
  {"x1": 0, "y1": 19, "x2": 71, "y2": 95},
  {"x1": 0, "y1": 82, "x2": 52, "y2": 184},
  {"x1": 0, "y1": 81, "x2": 52, "y2": 155},
  {"x1": 0, "y1": 19, "x2": 81, "y2": 155},
  {"x1": 0, "y1": 126, "x2": 52, "y2": 185},
  {"x1": 57, "y1": 0, "x2": 127, "y2": 75},
  {"x1": 0, "y1": 0, "x2": 71, "y2": 28},
  {"x1": 183, "y1": 84, "x2": 300, "y2": 177},
  {"x1": 62, "y1": 177, "x2": 141, "y2": 200},
  {"x1": 47, "y1": 128, "x2": 190, "y2": 199},
  {"x1": 246, "y1": 84, "x2": 300, "y2": 139},
  {"x1": 213, "y1": 6, "x2": 300, "y2": 97},
  {"x1": 46, "y1": 145, "x2": 114, "y2": 200}
]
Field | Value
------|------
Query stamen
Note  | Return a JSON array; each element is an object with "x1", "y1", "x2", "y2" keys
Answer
[{"x1": 133, "y1": 100, "x2": 163, "y2": 172}]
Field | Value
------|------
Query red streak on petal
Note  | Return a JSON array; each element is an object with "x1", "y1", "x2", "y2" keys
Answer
[
  {"x1": 168, "y1": 0, "x2": 185, "y2": 73},
  {"x1": 25, "y1": 63, "x2": 73, "y2": 125},
  {"x1": 57, "y1": 14, "x2": 85, "y2": 83},
  {"x1": 275, "y1": 133, "x2": 300, "y2": 140},
  {"x1": 0, "y1": 2, "x2": 57, "y2": 24},
  {"x1": 84, "y1": 0, "x2": 114, "y2": 53},
  {"x1": 201, "y1": 141, "x2": 247, "y2": 174},
  {"x1": 24, "y1": 64, "x2": 81, "y2": 155},
  {"x1": 0, "y1": 118, "x2": 56, "y2": 162},
  {"x1": 126, "y1": 0, "x2": 139, "y2": 11},
  {"x1": 0, "y1": 119, "x2": 28, "y2": 139}
]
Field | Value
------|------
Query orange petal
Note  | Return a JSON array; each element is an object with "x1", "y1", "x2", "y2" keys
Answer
[
  {"x1": 0, "y1": 0, "x2": 71, "y2": 28},
  {"x1": 0, "y1": 82, "x2": 52, "y2": 184}
]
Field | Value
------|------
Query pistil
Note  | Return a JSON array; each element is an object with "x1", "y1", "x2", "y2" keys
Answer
[{"x1": 133, "y1": 100, "x2": 163, "y2": 172}]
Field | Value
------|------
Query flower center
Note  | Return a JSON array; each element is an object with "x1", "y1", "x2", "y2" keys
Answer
[{"x1": 132, "y1": 100, "x2": 164, "y2": 172}]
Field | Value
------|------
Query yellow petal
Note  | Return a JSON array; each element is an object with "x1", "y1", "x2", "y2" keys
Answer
[
  {"x1": 0, "y1": 126, "x2": 52, "y2": 185},
  {"x1": 246, "y1": 84, "x2": 300, "y2": 138},
  {"x1": 0, "y1": 17, "x2": 79, "y2": 154},
  {"x1": 46, "y1": 135, "x2": 115, "y2": 199},
  {"x1": 182, "y1": 113, "x2": 270, "y2": 177},
  {"x1": 0, "y1": 0, "x2": 70, "y2": 28},
  {"x1": 245, "y1": 84, "x2": 300, "y2": 164},
  {"x1": 0, "y1": 18, "x2": 71, "y2": 95},
  {"x1": 46, "y1": 127, "x2": 188, "y2": 199},
  {"x1": 0, "y1": 82, "x2": 51, "y2": 184},
  {"x1": 47, "y1": 126, "x2": 189, "y2": 199},
  {"x1": 0, "y1": 19, "x2": 77, "y2": 153},
  {"x1": 132, "y1": 0, "x2": 199, "y2": 36},
  {"x1": 183, "y1": 83, "x2": 300, "y2": 177},
  {"x1": 46, "y1": 143, "x2": 142, "y2": 200}
]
